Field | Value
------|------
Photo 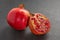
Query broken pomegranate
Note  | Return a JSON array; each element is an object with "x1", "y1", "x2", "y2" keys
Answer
[{"x1": 29, "y1": 13, "x2": 50, "y2": 35}]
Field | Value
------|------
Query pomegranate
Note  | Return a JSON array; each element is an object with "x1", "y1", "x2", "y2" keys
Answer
[
  {"x1": 7, "y1": 4, "x2": 30, "y2": 30},
  {"x1": 29, "y1": 13, "x2": 50, "y2": 35}
]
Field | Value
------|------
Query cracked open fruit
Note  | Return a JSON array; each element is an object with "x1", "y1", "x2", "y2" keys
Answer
[
  {"x1": 7, "y1": 4, "x2": 30, "y2": 30},
  {"x1": 29, "y1": 13, "x2": 50, "y2": 35}
]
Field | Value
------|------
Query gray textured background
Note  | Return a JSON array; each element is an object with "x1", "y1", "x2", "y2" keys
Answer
[{"x1": 0, "y1": 0, "x2": 60, "y2": 40}]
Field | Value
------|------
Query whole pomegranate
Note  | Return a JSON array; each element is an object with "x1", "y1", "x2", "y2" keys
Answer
[
  {"x1": 29, "y1": 13, "x2": 50, "y2": 35},
  {"x1": 7, "y1": 4, "x2": 30, "y2": 30}
]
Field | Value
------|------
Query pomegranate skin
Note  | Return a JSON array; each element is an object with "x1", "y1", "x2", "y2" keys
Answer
[{"x1": 7, "y1": 7, "x2": 30, "y2": 30}]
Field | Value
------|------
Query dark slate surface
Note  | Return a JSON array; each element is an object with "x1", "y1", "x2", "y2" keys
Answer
[{"x1": 0, "y1": 0, "x2": 60, "y2": 40}]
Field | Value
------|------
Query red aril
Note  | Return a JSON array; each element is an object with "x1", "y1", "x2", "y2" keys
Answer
[
  {"x1": 29, "y1": 13, "x2": 50, "y2": 35},
  {"x1": 7, "y1": 4, "x2": 30, "y2": 30}
]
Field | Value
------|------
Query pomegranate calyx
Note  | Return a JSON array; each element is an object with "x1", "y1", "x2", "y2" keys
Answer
[{"x1": 19, "y1": 4, "x2": 24, "y2": 9}]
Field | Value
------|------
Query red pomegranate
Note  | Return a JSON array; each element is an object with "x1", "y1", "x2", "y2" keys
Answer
[{"x1": 7, "y1": 4, "x2": 30, "y2": 30}]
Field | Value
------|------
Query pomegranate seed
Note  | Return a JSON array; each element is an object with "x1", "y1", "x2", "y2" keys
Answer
[
  {"x1": 40, "y1": 30, "x2": 44, "y2": 32},
  {"x1": 31, "y1": 18, "x2": 35, "y2": 20},
  {"x1": 45, "y1": 22, "x2": 48, "y2": 25}
]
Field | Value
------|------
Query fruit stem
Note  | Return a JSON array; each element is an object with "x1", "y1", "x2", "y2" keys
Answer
[{"x1": 19, "y1": 4, "x2": 24, "y2": 9}]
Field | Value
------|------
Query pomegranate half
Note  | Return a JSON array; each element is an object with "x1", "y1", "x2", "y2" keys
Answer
[{"x1": 29, "y1": 13, "x2": 50, "y2": 35}]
